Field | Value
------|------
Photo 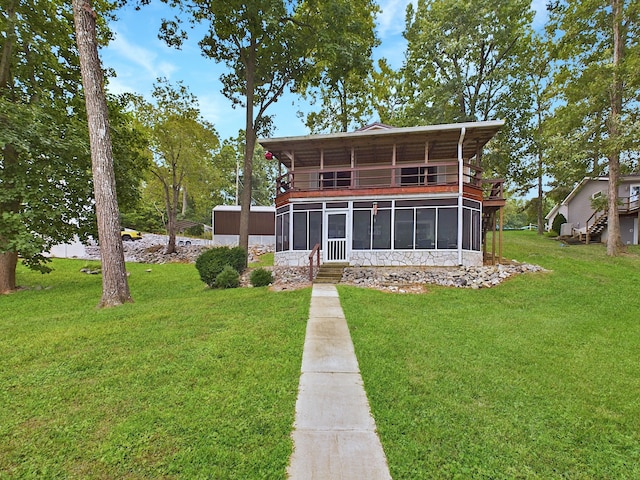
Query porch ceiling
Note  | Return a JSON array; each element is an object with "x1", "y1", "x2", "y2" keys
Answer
[{"x1": 259, "y1": 120, "x2": 504, "y2": 169}]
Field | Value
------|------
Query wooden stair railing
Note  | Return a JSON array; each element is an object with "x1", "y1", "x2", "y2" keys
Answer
[{"x1": 308, "y1": 243, "x2": 321, "y2": 282}]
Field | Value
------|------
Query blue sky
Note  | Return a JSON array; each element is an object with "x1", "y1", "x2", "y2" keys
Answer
[{"x1": 101, "y1": 1, "x2": 548, "y2": 142}]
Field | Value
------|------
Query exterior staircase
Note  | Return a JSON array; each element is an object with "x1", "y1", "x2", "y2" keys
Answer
[
  {"x1": 313, "y1": 263, "x2": 348, "y2": 284},
  {"x1": 587, "y1": 212, "x2": 608, "y2": 237}
]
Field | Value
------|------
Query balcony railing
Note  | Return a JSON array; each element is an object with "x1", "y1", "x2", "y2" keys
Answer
[{"x1": 276, "y1": 161, "x2": 484, "y2": 196}]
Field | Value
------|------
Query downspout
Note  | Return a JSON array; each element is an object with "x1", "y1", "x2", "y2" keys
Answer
[{"x1": 457, "y1": 127, "x2": 466, "y2": 266}]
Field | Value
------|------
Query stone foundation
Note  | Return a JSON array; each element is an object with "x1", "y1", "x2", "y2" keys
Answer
[{"x1": 275, "y1": 249, "x2": 483, "y2": 267}]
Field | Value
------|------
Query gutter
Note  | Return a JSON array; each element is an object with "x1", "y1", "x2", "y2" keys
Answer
[{"x1": 457, "y1": 127, "x2": 466, "y2": 266}]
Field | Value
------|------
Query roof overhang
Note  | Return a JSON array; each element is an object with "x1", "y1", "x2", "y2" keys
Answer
[{"x1": 258, "y1": 120, "x2": 504, "y2": 169}]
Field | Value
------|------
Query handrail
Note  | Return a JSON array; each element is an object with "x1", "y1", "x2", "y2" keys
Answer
[
  {"x1": 276, "y1": 160, "x2": 484, "y2": 196},
  {"x1": 308, "y1": 243, "x2": 321, "y2": 282},
  {"x1": 585, "y1": 209, "x2": 601, "y2": 244}
]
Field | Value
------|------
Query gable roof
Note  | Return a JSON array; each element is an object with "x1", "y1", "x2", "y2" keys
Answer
[{"x1": 353, "y1": 122, "x2": 395, "y2": 132}]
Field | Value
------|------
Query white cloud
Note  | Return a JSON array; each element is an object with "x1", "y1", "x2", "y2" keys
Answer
[
  {"x1": 377, "y1": 0, "x2": 416, "y2": 38},
  {"x1": 107, "y1": 30, "x2": 177, "y2": 81},
  {"x1": 531, "y1": 0, "x2": 549, "y2": 30}
]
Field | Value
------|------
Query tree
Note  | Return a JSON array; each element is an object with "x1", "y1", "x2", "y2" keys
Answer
[
  {"x1": 73, "y1": 0, "x2": 133, "y2": 307},
  {"x1": 133, "y1": 80, "x2": 220, "y2": 254},
  {"x1": 512, "y1": 33, "x2": 555, "y2": 235},
  {"x1": 0, "y1": 1, "x2": 99, "y2": 293},
  {"x1": 401, "y1": 0, "x2": 534, "y2": 122},
  {"x1": 219, "y1": 131, "x2": 278, "y2": 206},
  {"x1": 547, "y1": 0, "x2": 640, "y2": 256},
  {"x1": 399, "y1": 0, "x2": 535, "y2": 179},
  {"x1": 297, "y1": 0, "x2": 380, "y2": 133},
  {"x1": 370, "y1": 59, "x2": 407, "y2": 125},
  {"x1": 147, "y1": 0, "x2": 373, "y2": 264}
]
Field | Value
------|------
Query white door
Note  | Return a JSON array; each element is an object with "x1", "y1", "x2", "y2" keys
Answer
[
  {"x1": 630, "y1": 185, "x2": 640, "y2": 210},
  {"x1": 325, "y1": 211, "x2": 348, "y2": 262}
]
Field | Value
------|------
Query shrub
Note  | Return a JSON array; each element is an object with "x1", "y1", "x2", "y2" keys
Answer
[
  {"x1": 195, "y1": 246, "x2": 246, "y2": 287},
  {"x1": 552, "y1": 213, "x2": 567, "y2": 236},
  {"x1": 215, "y1": 265, "x2": 240, "y2": 289},
  {"x1": 250, "y1": 268, "x2": 273, "y2": 287}
]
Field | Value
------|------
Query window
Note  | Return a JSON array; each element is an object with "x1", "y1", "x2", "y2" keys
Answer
[
  {"x1": 282, "y1": 212, "x2": 289, "y2": 251},
  {"x1": 437, "y1": 208, "x2": 458, "y2": 249},
  {"x1": 416, "y1": 208, "x2": 435, "y2": 249},
  {"x1": 293, "y1": 210, "x2": 322, "y2": 250},
  {"x1": 322, "y1": 171, "x2": 351, "y2": 188},
  {"x1": 352, "y1": 210, "x2": 372, "y2": 250},
  {"x1": 400, "y1": 167, "x2": 425, "y2": 186},
  {"x1": 462, "y1": 209, "x2": 471, "y2": 250},
  {"x1": 293, "y1": 212, "x2": 307, "y2": 250},
  {"x1": 394, "y1": 209, "x2": 414, "y2": 249},
  {"x1": 309, "y1": 211, "x2": 322, "y2": 250},
  {"x1": 472, "y1": 210, "x2": 480, "y2": 251},
  {"x1": 372, "y1": 209, "x2": 391, "y2": 249},
  {"x1": 276, "y1": 213, "x2": 289, "y2": 252}
]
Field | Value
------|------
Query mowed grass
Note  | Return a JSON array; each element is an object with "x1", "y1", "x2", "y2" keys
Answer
[
  {"x1": 0, "y1": 260, "x2": 310, "y2": 479},
  {"x1": 339, "y1": 231, "x2": 640, "y2": 479}
]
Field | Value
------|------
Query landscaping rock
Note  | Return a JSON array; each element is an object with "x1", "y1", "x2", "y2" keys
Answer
[
  {"x1": 341, "y1": 263, "x2": 547, "y2": 292},
  {"x1": 82, "y1": 235, "x2": 545, "y2": 292}
]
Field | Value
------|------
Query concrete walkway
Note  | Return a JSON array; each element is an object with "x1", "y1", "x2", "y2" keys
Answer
[{"x1": 287, "y1": 284, "x2": 392, "y2": 479}]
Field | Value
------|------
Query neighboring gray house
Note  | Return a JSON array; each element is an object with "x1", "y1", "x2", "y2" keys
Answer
[{"x1": 546, "y1": 175, "x2": 640, "y2": 245}]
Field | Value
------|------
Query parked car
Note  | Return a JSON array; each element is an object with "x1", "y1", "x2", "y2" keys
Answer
[{"x1": 121, "y1": 227, "x2": 142, "y2": 241}]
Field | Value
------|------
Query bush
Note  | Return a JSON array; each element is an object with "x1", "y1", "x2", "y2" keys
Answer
[
  {"x1": 250, "y1": 268, "x2": 273, "y2": 287},
  {"x1": 215, "y1": 265, "x2": 240, "y2": 289},
  {"x1": 552, "y1": 213, "x2": 567, "y2": 236},
  {"x1": 195, "y1": 246, "x2": 246, "y2": 287}
]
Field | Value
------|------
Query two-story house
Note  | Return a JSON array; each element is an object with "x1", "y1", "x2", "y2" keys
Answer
[
  {"x1": 258, "y1": 121, "x2": 505, "y2": 267},
  {"x1": 546, "y1": 175, "x2": 640, "y2": 244}
]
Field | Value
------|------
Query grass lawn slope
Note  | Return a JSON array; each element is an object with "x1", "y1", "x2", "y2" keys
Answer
[
  {"x1": 1, "y1": 260, "x2": 310, "y2": 478},
  {"x1": 340, "y1": 231, "x2": 640, "y2": 479}
]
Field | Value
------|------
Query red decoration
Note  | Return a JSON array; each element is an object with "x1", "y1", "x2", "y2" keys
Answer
[{"x1": 265, "y1": 151, "x2": 274, "y2": 160}]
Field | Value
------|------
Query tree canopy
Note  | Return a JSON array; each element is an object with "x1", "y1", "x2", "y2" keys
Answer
[{"x1": 132, "y1": 79, "x2": 221, "y2": 254}]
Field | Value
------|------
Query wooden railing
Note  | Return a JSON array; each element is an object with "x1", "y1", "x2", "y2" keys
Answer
[
  {"x1": 276, "y1": 161, "x2": 484, "y2": 196},
  {"x1": 481, "y1": 178, "x2": 505, "y2": 201},
  {"x1": 308, "y1": 243, "x2": 321, "y2": 282},
  {"x1": 583, "y1": 195, "x2": 639, "y2": 244}
]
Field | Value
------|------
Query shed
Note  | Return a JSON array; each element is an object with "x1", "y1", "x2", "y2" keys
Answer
[{"x1": 211, "y1": 205, "x2": 276, "y2": 247}]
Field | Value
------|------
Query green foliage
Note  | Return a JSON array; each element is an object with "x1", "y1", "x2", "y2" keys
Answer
[
  {"x1": 195, "y1": 246, "x2": 246, "y2": 287},
  {"x1": 4, "y1": 259, "x2": 310, "y2": 477},
  {"x1": 0, "y1": 1, "x2": 145, "y2": 287},
  {"x1": 552, "y1": 213, "x2": 567, "y2": 234},
  {"x1": 250, "y1": 267, "x2": 273, "y2": 287},
  {"x1": 222, "y1": 133, "x2": 278, "y2": 206},
  {"x1": 119, "y1": 204, "x2": 165, "y2": 233},
  {"x1": 186, "y1": 223, "x2": 204, "y2": 236},
  {"x1": 131, "y1": 79, "x2": 222, "y2": 250},
  {"x1": 297, "y1": 0, "x2": 380, "y2": 133},
  {"x1": 215, "y1": 265, "x2": 240, "y2": 289}
]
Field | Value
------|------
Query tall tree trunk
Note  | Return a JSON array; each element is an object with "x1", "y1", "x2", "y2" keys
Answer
[
  {"x1": 537, "y1": 153, "x2": 544, "y2": 236},
  {"x1": 0, "y1": 251, "x2": 18, "y2": 294},
  {"x1": 0, "y1": 5, "x2": 19, "y2": 293},
  {"x1": 239, "y1": 43, "x2": 257, "y2": 266},
  {"x1": 165, "y1": 182, "x2": 180, "y2": 255},
  {"x1": 181, "y1": 186, "x2": 188, "y2": 216},
  {"x1": 606, "y1": 0, "x2": 625, "y2": 256},
  {"x1": 73, "y1": 0, "x2": 132, "y2": 307}
]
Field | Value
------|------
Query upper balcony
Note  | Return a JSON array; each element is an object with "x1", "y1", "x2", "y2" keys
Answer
[
  {"x1": 259, "y1": 121, "x2": 506, "y2": 207},
  {"x1": 275, "y1": 161, "x2": 489, "y2": 206}
]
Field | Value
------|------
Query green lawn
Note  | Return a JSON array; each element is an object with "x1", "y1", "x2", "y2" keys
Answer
[
  {"x1": 3, "y1": 233, "x2": 640, "y2": 478},
  {"x1": 339, "y1": 231, "x2": 640, "y2": 479},
  {"x1": 1, "y1": 260, "x2": 310, "y2": 478}
]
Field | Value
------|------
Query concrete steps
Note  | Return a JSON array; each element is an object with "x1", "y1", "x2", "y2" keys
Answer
[{"x1": 314, "y1": 263, "x2": 348, "y2": 284}]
